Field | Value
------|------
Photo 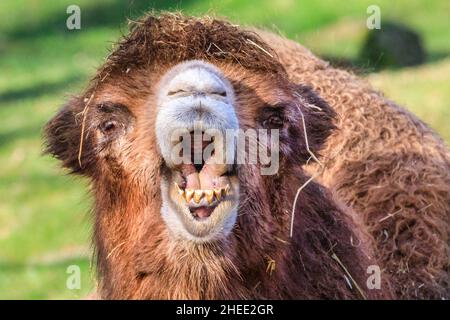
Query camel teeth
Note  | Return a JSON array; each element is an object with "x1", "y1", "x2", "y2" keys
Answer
[
  {"x1": 213, "y1": 188, "x2": 222, "y2": 201},
  {"x1": 224, "y1": 184, "x2": 230, "y2": 195},
  {"x1": 194, "y1": 190, "x2": 204, "y2": 203},
  {"x1": 185, "y1": 189, "x2": 194, "y2": 202},
  {"x1": 174, "y1": 183, "x2": 185, "y2": 197},
  {"x1": 204, "y1": 190, "x2": 214, "y2": 204},
  {"x1": 180, "y1": 186, "x2": 231, "y2": 204}
]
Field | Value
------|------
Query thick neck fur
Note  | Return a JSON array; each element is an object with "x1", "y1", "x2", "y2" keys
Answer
[{"x1": 93, "y1": 164, "x2": 393, "y2": 299}]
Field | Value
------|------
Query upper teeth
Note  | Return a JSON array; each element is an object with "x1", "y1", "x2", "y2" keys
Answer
[
  {"x1": 194, "y1": 190, "x2": 203, "y2": 203},
  {"x1": 204, "y1": 190, "x2": 214, "y2": 204},
  {"x1": 174, "y1": 183, "x2": 230, "y2": 204}
]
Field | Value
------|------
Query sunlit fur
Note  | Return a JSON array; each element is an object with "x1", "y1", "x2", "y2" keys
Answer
[
  {"x1": 44, "y1": 13, "x2": 398, "y2": 299},
  {"x1": 259, "y1": 30, "x2": 450, "y2": 299}
]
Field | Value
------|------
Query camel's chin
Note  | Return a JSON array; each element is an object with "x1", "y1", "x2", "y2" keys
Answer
[{"x1": 160, "y1": 174, "x2": 239, "y2": 243}]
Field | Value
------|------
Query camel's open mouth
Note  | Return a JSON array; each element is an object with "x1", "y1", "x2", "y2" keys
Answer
[
  {"x1": 156, "y1": 60, "x2": 240, "y2": 241},
  {"x1": 160, "y1": 129, "x2": 239, "y2": 241},
  {"x1": 166, "y1": 129, "x2": 237, "y2": 217},
  {"x1": 174, "y1": 182, "x2": 230, "y2": 219}
]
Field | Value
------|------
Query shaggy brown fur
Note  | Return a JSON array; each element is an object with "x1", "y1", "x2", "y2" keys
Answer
[
  {"x1": 44, "y1": 13, "x2": 397, "y2": 299},
  {"x1": 257, "y1": 31, "x2": 450, "y2": 299}
]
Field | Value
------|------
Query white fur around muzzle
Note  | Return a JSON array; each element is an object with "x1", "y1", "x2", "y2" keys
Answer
[{"x1": 154, "y1": 60, "x2": 240, "y2": 242}]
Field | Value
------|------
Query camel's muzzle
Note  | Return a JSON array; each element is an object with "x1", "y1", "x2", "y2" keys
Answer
[{"x1": 155, "y1": 60, "x2": 240, "y2": 242}]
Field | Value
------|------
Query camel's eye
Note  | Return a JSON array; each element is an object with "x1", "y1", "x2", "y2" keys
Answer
[
  {"x1": 96, "y1": 102, "x2": 134, "y2": 139},
  {"x1": 100, "y1": 120, "x2": 117, "y2": 134},
  {"x1": 264, "y1": 115, "x2": 283, "y2": 128},
  {"x1": 259, "y1": 106, "x2": 285, "y2": 129}
]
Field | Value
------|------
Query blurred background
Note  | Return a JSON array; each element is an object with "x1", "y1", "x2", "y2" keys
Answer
[{"x1": 0, "y1": 0, "x2": 448, "y2": 299}]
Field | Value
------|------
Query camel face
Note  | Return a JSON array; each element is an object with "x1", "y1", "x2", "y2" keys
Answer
[
  {"x1": 45, "y1": 14, "x2": 364, "y2": 299},
  {"x1": 43, "y1": 13, "x2": 450, "y2": 299},
  {"x1": 155, "y1": 60, "x2": 240, "y2": 242}
]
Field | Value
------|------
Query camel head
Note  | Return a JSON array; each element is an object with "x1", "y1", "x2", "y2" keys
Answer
[{"x1": 44, "y1": 14, "x2": 338, "y2": 298}]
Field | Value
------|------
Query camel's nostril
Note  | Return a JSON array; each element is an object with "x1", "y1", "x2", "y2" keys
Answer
[
  {"x1": 213, "y1": 90, "x2": 227, "y2": 97},
  {"x1": 167, "y1": 89, "x2": 187, "y2": 96}
]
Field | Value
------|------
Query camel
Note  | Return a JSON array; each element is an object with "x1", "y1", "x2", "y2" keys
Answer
[{"x1": 45, "y1": 13, "x2": 449, "y2": 299}]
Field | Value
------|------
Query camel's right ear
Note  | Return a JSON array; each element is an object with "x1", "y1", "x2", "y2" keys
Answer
[{"x1": 44, "y1": 97, "x2": 95, "y2": 174}]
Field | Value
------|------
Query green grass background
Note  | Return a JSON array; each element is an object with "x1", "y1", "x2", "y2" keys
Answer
[{"x1": 0, "y1": 0, "x2": 448, "y2": 299}]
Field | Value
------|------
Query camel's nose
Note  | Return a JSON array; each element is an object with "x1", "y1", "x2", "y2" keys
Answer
[
  {"x1": 158, "y1": 60, "x2": 232, "y2": 104},
  {"x1": 167, "y1": 67, "x2": 227, "y2": 98},
  {"x1": 155, "y1": 60, "x2": 239, "y2": 169}
]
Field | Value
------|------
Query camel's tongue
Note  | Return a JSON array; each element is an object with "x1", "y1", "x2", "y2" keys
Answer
[
  {"x1": 179, "y1": 131, "x2": 231, "y2": 189},
  {"x1": 181, "y1": 162, "x2": 229, "y2": 190},
  {"x1": 185, "y1": 172, "x2": 200, "y2": 189},
  {"x1": 181, "y1": 164, "x2": 203, "y2": 189},
  {"x1": 191, "y1": 206, "x2": 215, "y2": 219}
]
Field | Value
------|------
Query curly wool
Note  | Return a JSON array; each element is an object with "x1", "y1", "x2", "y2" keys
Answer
[
  {"x1": 258, "y1": 30, "x2": 450, "y2": 299},
  {"x1": 92, "y1": 13, "x2": 286, "y2": 86}
]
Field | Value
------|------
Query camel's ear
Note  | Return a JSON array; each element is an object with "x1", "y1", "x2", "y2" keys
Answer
[
  {"x1": 44, "y1": 96, "x2": 95, "y2": 174},
  {"x1": 288, "y1": 84, "x2": 336, "y2": 164}
]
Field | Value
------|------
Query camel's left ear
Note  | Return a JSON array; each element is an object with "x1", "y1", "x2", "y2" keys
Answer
[
  {"x1": 44, "y1": 96, "x2": 96, "y2": 174},
  {"x1": 287, "y1": 84, "x2": 336, "y2": 163}
]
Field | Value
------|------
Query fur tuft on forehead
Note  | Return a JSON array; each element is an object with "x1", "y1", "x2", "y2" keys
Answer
[{"x1": 95, "y1": 12, "x2": 287, "y2": 82}]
